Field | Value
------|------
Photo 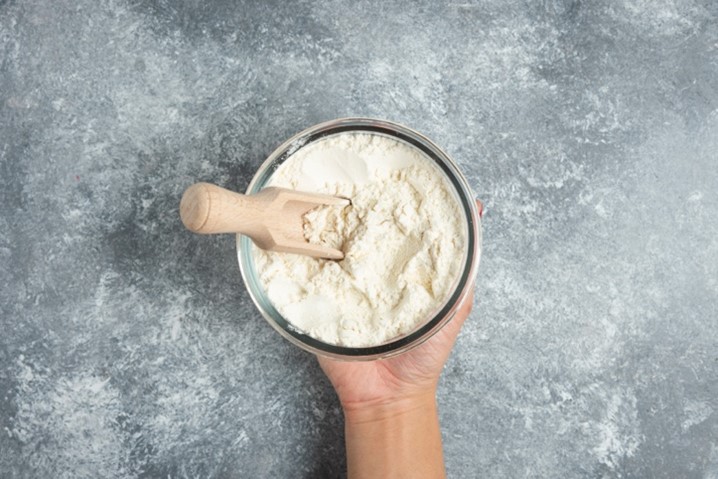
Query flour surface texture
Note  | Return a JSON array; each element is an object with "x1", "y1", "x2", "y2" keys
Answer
[{"x1": 252, "y1": 132, "x2": 466, "y2": 347}]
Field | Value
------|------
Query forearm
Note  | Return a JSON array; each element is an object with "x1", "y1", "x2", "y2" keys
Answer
[{"x1": 343, "y1": 392, "x2": 445, "y2": 479}]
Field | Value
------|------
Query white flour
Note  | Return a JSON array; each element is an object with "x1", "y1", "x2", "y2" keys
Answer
[{"x1": 252, "y1": 132, "x2": 466, "y2": 347}]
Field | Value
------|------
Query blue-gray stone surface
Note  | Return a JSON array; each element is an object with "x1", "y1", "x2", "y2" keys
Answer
[{"x1": 1, "y1": 0, "x2": 717, "y2": 477}]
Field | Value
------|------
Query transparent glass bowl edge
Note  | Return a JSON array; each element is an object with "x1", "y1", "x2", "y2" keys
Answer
[{"x1": 236, "y1": 117, "x2": 482, "y2": 360}]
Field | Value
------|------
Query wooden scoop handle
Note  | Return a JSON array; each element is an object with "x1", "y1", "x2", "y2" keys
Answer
[
  {"x1": 180, "y1": 182, "x2": 266, "y2": 236},
  {"x1": 180, "y1": 182, "x2": 347, "y2": 260}
]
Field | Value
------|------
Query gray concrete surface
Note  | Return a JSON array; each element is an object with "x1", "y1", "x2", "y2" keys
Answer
[{"x1": 1, "y1": 0, "x2": 717, "y2": 477}]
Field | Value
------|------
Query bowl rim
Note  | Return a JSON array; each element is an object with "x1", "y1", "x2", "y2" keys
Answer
[{"x1": 237, "y1": 117, "x2": 481, "y2": 360}]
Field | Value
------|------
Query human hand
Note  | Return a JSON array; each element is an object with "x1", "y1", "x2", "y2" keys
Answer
[
  {"x1": 318, "y1": 289, "x2": 474, "y2": 410},
  {"x1": 319, "y1": 290, "x2": 475, "y2": 479},
  {"x1": 318, "y1": 199, "x2": 481, "y2": 412}
]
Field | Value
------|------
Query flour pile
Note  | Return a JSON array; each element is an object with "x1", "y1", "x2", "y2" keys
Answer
[{"x1": 252, "y1": 132, "x2": 466, "y2": 347}]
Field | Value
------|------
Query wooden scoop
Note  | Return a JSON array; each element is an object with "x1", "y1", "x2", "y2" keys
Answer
[{"x1": 180, "y1": 182, "x2": 349, "y2": 260}]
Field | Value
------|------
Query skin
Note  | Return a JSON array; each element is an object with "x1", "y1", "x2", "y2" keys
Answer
[
  {"x1": 318, "y1": 294, "x2": 474, "y2": 478},
  {"x1": 319, "y1": 200, "x2": 482, "y2": 479}
]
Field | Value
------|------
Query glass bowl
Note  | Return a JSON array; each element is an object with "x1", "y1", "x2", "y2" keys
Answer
[{"x1": 237, "y1": 118, "x2": 481, "y2": 360}]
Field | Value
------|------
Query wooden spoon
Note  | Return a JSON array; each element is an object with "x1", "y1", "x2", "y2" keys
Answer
[{"x1": 180, "y1": 182, "x2": 349, "y2": 260}]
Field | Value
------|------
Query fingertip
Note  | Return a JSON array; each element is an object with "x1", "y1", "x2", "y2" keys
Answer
[{"x1": 476, "y1": 199, "x2": 483, "y2": 218}]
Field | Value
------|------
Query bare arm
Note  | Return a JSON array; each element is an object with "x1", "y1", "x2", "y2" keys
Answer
[{"x1": 344, "y1": 392, "x2": 445, "y2": 479}]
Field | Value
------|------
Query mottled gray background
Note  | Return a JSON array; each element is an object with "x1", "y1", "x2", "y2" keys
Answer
[{"x1": 1, "y1": 0, "x2": 717, "y2": 477}]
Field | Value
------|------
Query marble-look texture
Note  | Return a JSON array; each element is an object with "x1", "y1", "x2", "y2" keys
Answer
[{"x1": 1, "y1": 0, "x2": 717, "y2": 477}]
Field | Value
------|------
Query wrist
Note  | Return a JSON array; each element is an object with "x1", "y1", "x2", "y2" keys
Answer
[
  {"x1": 342, "y1": 389, "x2": 438, "y2": 425},
  {"x1": 342, "y1": 389, "x2": 445, "y2": 479}
]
